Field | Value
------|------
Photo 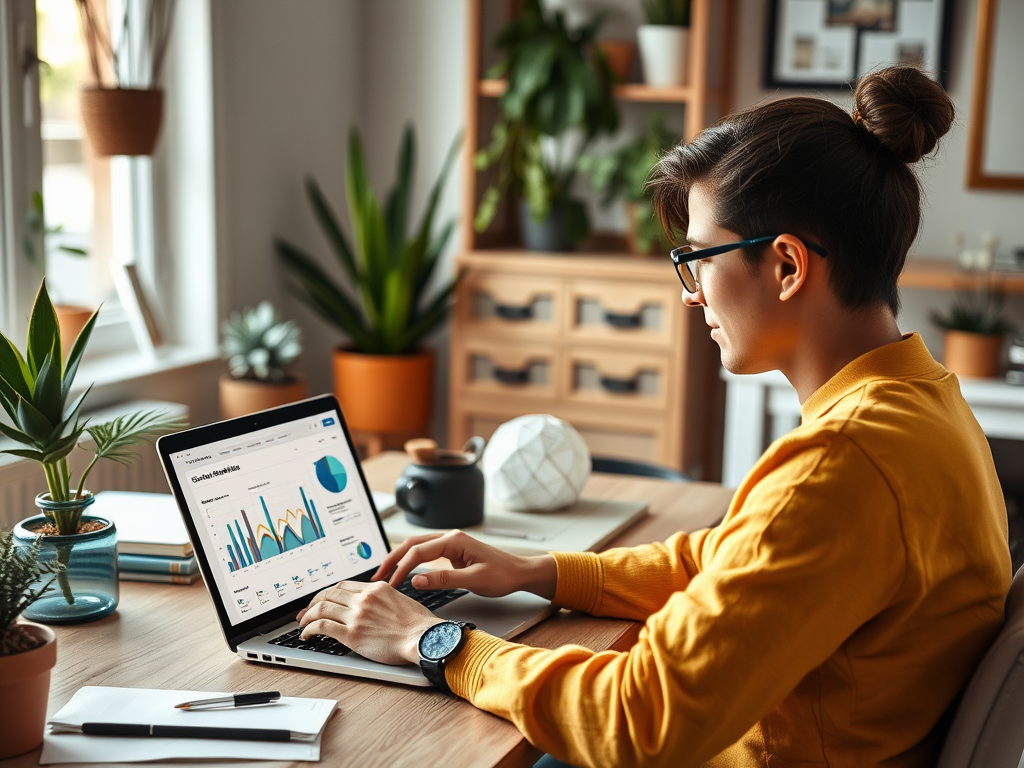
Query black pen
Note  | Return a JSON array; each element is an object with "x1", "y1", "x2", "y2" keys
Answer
[
  {"x1": 49, "y1": 722, "x2": 316, "y2": 743},
  {"x1": 174, "y1": 691, "x2": 281, "y2": 710}
]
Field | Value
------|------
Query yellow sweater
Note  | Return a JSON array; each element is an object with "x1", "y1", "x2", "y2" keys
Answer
[{"x1": 446, "y1": 333, "x2": 1011, "y2": 768}]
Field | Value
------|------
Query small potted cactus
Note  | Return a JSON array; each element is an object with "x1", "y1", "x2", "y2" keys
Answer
[
  {"x1": 0, "y1": 529, "x2": 63, "y2": 758},
  {"x1": 219, "y1": 301, "x2": 306, "y2": 419}
]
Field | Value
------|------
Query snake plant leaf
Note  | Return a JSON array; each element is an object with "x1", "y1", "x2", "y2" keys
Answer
[
  {"x1": 60, "y1": 307, "x2": 99, "y2": 403},
  {"x1": 16, "y1": 396, "x2": 54, "y2": 446},
  {"x1": 304, "y1": 177, "x2": 359, "y2": 285},
  {"x1": 384, "y1": 125, "x2": 415, "y2": 264},
  {"x1": 38, "y1": 426, "x2": 86, "y2": 464},
  {"x1": 380, "y1": 270, "x2": 413, "y2": 354},
  {"x1": 396, "y1": 273, "x2": 463, "y2": 352},
  {"x1": 346, "y1": 129, "x2": 387, "y2": 327},
  {"x1": 0, "y1": 420, "x2": 33, "y2": 446},
  {"x1": 0, "y1": 447, "x2": 46, "y2": 462},
  {"x1": 0, "y1": 332, "x2": 32, "y2": 403},
  {"x1": 60, "y1": 385, "x2": 92, "y2": 430},
  {"x1": 413, "y1": 220, "x2": 455, "y2": 306},
  {"x1": 409, "y1": 130, "x2": 462, "y2": 263},
  {"x1": 33, "y1": 344, "x2": 63, "y2": 426},
  {"x1": 26, "y1": 281, "x2": 59, "y2": 379}
]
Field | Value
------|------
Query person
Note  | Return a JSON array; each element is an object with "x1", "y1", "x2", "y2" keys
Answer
[{"x1": 295, "y1": 66, "x2": 1012, "y2": 768}]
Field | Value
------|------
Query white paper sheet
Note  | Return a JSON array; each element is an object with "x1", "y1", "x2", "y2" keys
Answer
[{"x1": 41, "y1": 687, "x2": 336, "y2": 764}]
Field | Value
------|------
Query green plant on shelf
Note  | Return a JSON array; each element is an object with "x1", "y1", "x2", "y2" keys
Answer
[
  {"x1": 930, "y1": 278, "x2": 1016, "y2": 336},
  {"x1": 275, "y1": 124, "x2": 462, "y2": 356},
  {"x1": 474, "y1": 0, "x2": 619, "y2": 243},
  {"x1": 22, "y1": 191, "x2": 88, "y2": 266},
  {"x1": 221, "y1": 301, "x2": 302, "y2": 382},
  {"x1": 580, "y1": 112, "x2": 681, "y2": 253},
  {"x1": 0, "y1": 529, "x2": 63, "y2": 655}
]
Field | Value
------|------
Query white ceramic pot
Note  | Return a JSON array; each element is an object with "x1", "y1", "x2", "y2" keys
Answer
[{"x1": 637, "y1": 25, "x2": 689, "y2": 87}]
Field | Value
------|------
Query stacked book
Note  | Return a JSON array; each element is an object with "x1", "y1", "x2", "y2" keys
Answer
[{"x1": 91, "y1": 491, "x2": 200, "y2": 585}]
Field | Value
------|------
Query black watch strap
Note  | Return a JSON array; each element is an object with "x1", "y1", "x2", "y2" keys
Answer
[{"x1": 419, "y1": 620, "x2": 476, "y2": 694}]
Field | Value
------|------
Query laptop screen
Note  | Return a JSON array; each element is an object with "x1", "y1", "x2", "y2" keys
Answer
[{"x1": 165, "y1": 407, "x2": 388, "y2": 626}]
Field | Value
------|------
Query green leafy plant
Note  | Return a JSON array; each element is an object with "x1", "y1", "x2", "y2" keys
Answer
[
  {"x1": 580, "y1": 112, "x2": 680, "y2": 253},
  {"x1": 474, "y1": 0, "x2": 619, "y2": 241},
  {"x1": 275, "y1": 124, "x2": 462, "y2": 355},
  {"x1": 641, "y1": 0, "x2": 691, "y2": 26},
  {"x1": 0, "y1": 529, "x2": 63, "y2": 655},
  {"x1": 930, "y1": 279, "x2": 1016, "y2": 335},
  {"x1": 22, "y1": 191, "x2": 89, "y2": 265},
  {"x1": 0, "y1": 281, "x2": 185, "y2": 535},
  {"x1": 221, "y1": 302, "x2": 302, "y2": 382}
]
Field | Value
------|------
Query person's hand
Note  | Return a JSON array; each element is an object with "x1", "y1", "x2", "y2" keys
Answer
[
  {"x1": 371, "y1": 530, "x2": 557, "y2": 600},
  {"x1": 297, "y1": 581, "x2": 440, "y2": 665}
]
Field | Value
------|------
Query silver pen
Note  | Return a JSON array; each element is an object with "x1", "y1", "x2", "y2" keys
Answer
[{"x1": 481, "y1": 527, "x2": 547, "y2": 542}]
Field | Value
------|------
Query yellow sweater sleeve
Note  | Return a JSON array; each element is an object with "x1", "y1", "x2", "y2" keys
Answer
[{"x1": 445, "y1": 435, "x2": 907, "y2": 768}]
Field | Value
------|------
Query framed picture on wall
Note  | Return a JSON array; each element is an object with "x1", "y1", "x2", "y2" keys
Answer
[{"x1": 764, "y1": 0, "x2": 953, "y2": 89}]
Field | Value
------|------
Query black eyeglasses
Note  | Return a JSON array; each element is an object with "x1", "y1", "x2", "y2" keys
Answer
[{"x1": 670, "y1": 235, "x2": 828, "y2": 293}]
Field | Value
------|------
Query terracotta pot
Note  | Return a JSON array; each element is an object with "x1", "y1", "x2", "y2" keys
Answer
[
  {"x1": 596, "y1": 39, "x2": 635, "y2": 84},
  {"x1": 219, "y1": 373, "x2": 308, "y2": 420},
  {"x1": 80, "y1": 88, "x2": 164, "y2": 157},
  {"x1": 0, "y1": 622, "x2": 56, "y2": 759},
  {"x1": 333, "y1": 348, "x2": 433, "y2": 433},
  {"x1": 54, "y1": 304, "x2": 95, "y2": 355},
  {"x1": 943, "y1": 331, "x2": 1004, "y2": 379}
]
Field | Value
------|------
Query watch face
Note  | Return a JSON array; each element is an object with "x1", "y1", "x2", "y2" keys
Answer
[{"x1": 420, "y1": 622, "x2": 462, "y2": 660}]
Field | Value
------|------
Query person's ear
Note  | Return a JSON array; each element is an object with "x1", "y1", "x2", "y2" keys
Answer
[{"x1": 770, "y1": 234, "x2": 810, "y2": 301}]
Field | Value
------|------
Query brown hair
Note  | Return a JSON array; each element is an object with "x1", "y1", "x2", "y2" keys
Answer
[{"x1": 649, "y1": 66, "x2": 954, "y2": 314}]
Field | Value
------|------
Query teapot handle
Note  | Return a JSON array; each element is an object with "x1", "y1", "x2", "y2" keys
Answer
[
  {"x1": 396, "y1": 476, "x2": 430, "y2": 513},
  {"x1": 462, "y1": 436, "x2": 485, "y2": 465}
]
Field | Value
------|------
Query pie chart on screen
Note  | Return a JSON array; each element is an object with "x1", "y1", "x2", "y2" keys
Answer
[
  {"x1": 314, "y1": 456, "x2": 348, "y2": 493},
  {"x1": 356, "y1": 542, "x2": 372, "y2": 559}
]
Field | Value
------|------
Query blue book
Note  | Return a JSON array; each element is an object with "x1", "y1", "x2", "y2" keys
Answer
[{"x1": 118, "y1": 553, "x2": 199, "y2": 575}]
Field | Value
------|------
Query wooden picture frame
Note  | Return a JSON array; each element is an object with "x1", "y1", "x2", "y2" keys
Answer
[
  {"x1": 966, "y1": 0, "x2": 1024, "y2": 191},
  {"x1": 111, "y1": 262, "x2": 163, "y2": 356},
  {"x1": 764, "y1": 0, "x2": 953, "y2": 89}
]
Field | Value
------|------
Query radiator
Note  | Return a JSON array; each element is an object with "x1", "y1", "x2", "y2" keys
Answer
[{"x1": 0, "y1": 400, "x2": 188, "y2": 529}]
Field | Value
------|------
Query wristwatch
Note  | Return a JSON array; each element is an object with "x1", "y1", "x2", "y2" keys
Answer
[{"x1": 417, "y1": 620, "x2": 476, "y2": 694}]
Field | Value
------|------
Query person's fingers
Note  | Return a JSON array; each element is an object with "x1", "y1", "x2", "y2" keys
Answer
[
  {"x1": 409, "y1": 563, "x2": 485, "y2": 591},
  {"x1": 299, "y1": 599, "x2": 351, "y2": 636},
  {"x1": 372, "y1": 533, "x2": 446, "y2": 581},
  {"x1": 299, "y1": 617, "x2": 351, "y2": 642},
  {"x1": 387, "y1": 535, "x2": 466, "y2": 588}
]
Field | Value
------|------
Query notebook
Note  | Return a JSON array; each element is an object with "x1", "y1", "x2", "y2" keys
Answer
[{"x1": 90, "y1": 491, "x2": 193, "y2": 557}]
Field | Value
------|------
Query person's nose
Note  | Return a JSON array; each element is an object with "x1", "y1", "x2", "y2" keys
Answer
[{"x1": 682, "y1": 285, "x2": 706, "y2": 307}]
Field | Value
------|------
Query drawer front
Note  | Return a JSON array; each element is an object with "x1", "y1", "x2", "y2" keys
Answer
[
  {"x1": 562, "y1": 348, "x2": 672, "y2": 411},
  {"x1": 457, "y1": 272, "x2": 563, "y2": 337},
  {"x1": 564, "y1": 280, "x2": 681, "y2": 347},
  {"x1": 465, "y1": 413, "x2": 667, "y2": 465},
  {"x1": 453, "y1": 339, "x2": 558, "y2": 400}
]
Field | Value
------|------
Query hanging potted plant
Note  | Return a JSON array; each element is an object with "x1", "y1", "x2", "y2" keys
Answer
[
  {"x1": 275, "y1": 125, "x2": 462, "y2": 436},
  {"x1": 581, "y1": 112, "x2": 681, "y2": 255},
  {"x1": 930, "y1": 279, "x2": 1015, "y2": 379},
  {"x1": 75, "y1": 0, "x2": 176, "y2": 156},
  {"x1": 0, "y1": 531, "x2": 63, "y2": 759},
  {"x1": 474, "y1": 0, "x2": 619, "y2": 251},
  {"x1": 638, "y1": 0, "x2": 691, "y2": 87},
  {"x1": 219, "y1": 301, "x2": 306, "y2": 419},
  {"x1": 1, "y1": 281, "x2": 184, "y2": 624}
]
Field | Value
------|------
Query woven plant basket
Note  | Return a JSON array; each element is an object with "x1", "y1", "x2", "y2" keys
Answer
[{"x1": 80, "y1": 88, "x2": 164, "y2": 157}]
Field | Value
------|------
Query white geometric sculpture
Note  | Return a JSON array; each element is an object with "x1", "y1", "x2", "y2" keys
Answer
[{"x1": 481, "y1": 414, "x2": 590, "y2": 512}]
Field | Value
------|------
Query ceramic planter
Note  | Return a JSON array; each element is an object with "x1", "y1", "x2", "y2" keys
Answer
[
  {"x1": 637, "y1": 25, "x2": 689, "y2": 87},
  {"x1": 0, "y1": 622, "x2": 56, "y2": 759},
  {"x1": 943, "y1": 331, "x2": 1004, "y2": 378},
  {"x1": 14, "y1": 496, "x2": 119, "y2": 624},
  {"x1": 80, "y1": 88, "x2": 163, "y2": 156},
  {"x1": 519, "y1": 199, "x2": 586, "y2": 252},
  {"x1": 596, "y1": 39, "x2": 635, "y2": 84},
  {"x1": 219, "y1": 373, "x2": 308, "y2": 420},
  {"x1": 333, "y1": 348, "x2": 434, "y2": 433}
]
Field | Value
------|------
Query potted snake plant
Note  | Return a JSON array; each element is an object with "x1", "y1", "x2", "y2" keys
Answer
[
  {"x1": 275, "y1": 125, "x2": 462, "y2": 436},
  {"x1": 219, "y1": 301, "x2": 305, "y2": 419},
  {"x1": 1, "y1": 281, "x2": 184, "y2": 624},
  {"x1": 0, "y1": 530, "x2": 63, "y2": 758},
  {"x1": 931, "y1": 278, "x2": 1015, "y2": 379}
]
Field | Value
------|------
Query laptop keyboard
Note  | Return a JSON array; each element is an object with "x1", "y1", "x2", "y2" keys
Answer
[{"x1": 267, "y1": 578, "x2": 469, "y2": 658}]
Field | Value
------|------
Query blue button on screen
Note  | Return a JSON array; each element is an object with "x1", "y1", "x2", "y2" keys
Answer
[{"x1": 322, "y1": 417, "x2": 336, "y2": 427}]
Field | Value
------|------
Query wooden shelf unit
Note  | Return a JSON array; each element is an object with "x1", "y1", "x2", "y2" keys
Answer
[
  {"x1": 901, "y1": 258, "x2": 1024, "y2": 293},
  {"x1": 451, "y1": 0, "x2": 736, "y2": 478}
]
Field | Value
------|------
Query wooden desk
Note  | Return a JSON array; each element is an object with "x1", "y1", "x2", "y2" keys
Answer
[{"x1": 10, "y1": 452, "x2": 734, "y2": 768}]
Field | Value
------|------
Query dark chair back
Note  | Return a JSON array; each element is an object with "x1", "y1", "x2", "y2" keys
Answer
[{"x1": 590, "y1": 456, "x2": 690, "y2": 483}]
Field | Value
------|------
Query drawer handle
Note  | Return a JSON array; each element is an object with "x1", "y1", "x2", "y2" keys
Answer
[
  {"x1": 495, "y1": 303, "x2": 534, "y2": 321},
  {"x1": 604, "y1": 310, "x2": 642, "y2": 329},
  {"x1": 494, "y1": 366, "x2": 531, "y2": 385},
  {"x1": 599, "y1": 375, "x2": 639, "y2": 394}
]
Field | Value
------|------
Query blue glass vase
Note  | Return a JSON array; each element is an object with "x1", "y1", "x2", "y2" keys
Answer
[{"x1": 13, "y1": 493, "x2": 119, "y2": 624}]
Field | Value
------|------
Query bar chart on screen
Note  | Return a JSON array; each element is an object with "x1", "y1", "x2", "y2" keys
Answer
[{"x1": 218, "y1": 486, "x2": 327, "y2": 573}]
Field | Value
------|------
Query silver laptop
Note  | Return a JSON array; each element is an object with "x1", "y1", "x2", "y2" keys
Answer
[{"x1": 156, "y1": 394, "x2": 554, "y2": 687}]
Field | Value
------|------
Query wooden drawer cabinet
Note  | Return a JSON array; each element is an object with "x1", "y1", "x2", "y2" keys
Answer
[{"x1": 449, "y1": 252, "x2": 720, "y2": 477}]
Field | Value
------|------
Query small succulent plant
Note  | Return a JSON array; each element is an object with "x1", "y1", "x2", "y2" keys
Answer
[
  {"x1": 0, "y1": 529, "x2": 63, "y2": 655},
  {"x1": 221, "y1": 301, "x2": 302, "y2": 382}
]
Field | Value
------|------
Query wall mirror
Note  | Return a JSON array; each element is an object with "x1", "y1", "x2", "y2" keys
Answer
[{"x1": 966, "y1": 0, "x2": 1024, "y2": 190}]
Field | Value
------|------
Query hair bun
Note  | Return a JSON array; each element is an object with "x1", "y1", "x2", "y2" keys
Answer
[{"x1": 853, "y1": 66, "x2": 954, "y2": 163}]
